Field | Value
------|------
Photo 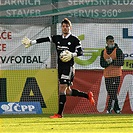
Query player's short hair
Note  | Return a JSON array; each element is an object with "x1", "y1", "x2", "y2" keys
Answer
[
  {"x1": 61, "y1": 18, "x2": 72, "y2": 27},
  {"x1": 106, "y1": 35, "x2": 114, "y2": 41}
]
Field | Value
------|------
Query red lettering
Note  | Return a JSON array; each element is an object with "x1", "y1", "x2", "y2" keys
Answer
[
  {"x1": 0, "y1": 31, "x2": 12, "y2": 40},
  {"x1": 0, "y1": 44, "x2": 6, "y2": 51},
  {"x1": 8, "y1": 32, "x2": 12, "y2": 39},
  {"x1": 0, "y1": 31, "x2": 6, "y2": 39}
]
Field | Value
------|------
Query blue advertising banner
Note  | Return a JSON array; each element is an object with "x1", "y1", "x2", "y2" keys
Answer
[{"x1": 0, "y1": 102, "x2": 42, "y2": 114}]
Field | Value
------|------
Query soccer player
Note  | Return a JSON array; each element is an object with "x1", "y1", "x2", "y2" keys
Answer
[
  {"x1": 22, "y1": 18, "x2": 95, "y2": 118},
  {"x1": 100, "y1": 35, "x2": 124, "y2": 114}
]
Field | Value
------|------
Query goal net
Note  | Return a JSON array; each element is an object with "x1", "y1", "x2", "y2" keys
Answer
[{"x1": 0, "y1": 0, "x2": 132, "y2": 114}]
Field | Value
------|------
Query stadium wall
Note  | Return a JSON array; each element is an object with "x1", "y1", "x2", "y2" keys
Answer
[
  {"x1": 0, "y1": 69, "x2": 58, "y2": 114},
  {"x1": 64, "y1": 70, "x2": 133, "y2": 114}
]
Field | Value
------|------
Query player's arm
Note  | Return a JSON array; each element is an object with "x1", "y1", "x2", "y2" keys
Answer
[
  {"x1": 22, "y1": 36, "x2": 51, "y2": 48},
  {"x1": 100, "y1": 50, "x2": 110, "y2": 68},
  {"x1": 75, "y1": 44, "x2": 83, "y2": 56},
  {"x1": 72, "y1": 37, "x2": 83, "y2": 57},
  {"x1": 112, "y1": 48, "x2": 124, "y2": 66}
]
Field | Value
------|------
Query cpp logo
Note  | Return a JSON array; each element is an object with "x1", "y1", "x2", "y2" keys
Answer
[{"x1": 1, "y1": 102, "x2": 35, "y2": 112}]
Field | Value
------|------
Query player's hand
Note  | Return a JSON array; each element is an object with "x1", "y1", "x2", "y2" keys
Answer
[
  {"x1": 106, "y1": 57, "x2": 112, "y2": 64},
  {"x1": 22, "y1": 37, "x2": 32, "y2": 48},
  {"x1": 62, "y1": 50, "x2": 73, "y2": 62}
]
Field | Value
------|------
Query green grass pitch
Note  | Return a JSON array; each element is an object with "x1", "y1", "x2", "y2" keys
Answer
[{"x1": 0, "y1": 114, "x2": 132, "y2": 133}]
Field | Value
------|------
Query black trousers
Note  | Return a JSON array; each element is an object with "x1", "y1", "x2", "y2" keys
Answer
[{"x1": 105, "y1": 76, "x2": 121, "y2": 111}]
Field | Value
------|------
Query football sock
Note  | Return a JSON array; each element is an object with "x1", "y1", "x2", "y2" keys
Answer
[
  {"x1": 58, "y1": 95, "x2": 66, "y2": 115},
  {"x1": 71, "y1": 89, "x2": 88, "y2": 99}
]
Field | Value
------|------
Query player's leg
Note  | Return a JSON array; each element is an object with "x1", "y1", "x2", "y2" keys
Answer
[
  {"x1": 66, "y1": 86, "x2": 95, "y2": 106},
  {"x1": 50, "y1": 83, "x2": 67, "y2": 118},
  {"x1": 66, "y1": 86, "x2": 87, "y2": 98},
  {"x1": 66, "y1": 66, "x2": 95, "y2": 105},
  {"x1": 113, "y1": 76, "x2": 121, "y2": 113},
  {"x1": 50, "y1": 66, "x2": 71, "y2": 118},
  {"x1": 105, "y1": 77, "x2": 121, "y2": 114},
  {"x1": 105, "y1": 77, "x2": 114, "y2": 113},
  {"x1": 114, "y1": 99, "x2": 121, "y2": 113},
  {"x1": 109, "y1": 77, "x2": 121, "y2": 113},
  {"x1": 57, "y1": 84, "x2": 67, "y2": 116}
]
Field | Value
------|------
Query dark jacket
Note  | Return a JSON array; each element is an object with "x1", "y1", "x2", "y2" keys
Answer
[{"x1": 100, "y1": 43, "x2": 124, "y2": 68}]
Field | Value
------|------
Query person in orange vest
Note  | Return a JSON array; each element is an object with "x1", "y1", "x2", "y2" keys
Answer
[{"x1": 100, "y1": 35, "x2": 124, "y2": 114}]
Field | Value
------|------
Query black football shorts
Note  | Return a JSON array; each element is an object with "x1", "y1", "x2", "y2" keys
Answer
[{"x1": 58, "y1": 65, "x2": 75, "y2": 86}]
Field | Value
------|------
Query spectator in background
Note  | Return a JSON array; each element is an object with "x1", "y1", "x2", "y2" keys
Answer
[{"x1": 100, "y1": 35, "x2": 124, "y2": 114}]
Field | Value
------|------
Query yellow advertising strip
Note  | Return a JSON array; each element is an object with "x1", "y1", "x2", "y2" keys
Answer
[{"x1": 0, "y1": 69, "x2": 58, "y2": 114}]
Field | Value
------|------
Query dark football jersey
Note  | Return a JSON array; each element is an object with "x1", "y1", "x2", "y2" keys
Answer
[{"x1": 36, "y1": 34, "x2": 83, "y2": 66}]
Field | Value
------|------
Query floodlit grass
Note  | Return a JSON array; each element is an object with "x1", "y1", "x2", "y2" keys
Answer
[{"x1": 0, "y1": 114, "x2": 132, "y2": 133}]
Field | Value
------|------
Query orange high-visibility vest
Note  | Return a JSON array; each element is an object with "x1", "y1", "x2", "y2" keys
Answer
[{"x1": 103, "y1": 48, "x2": 122, "y2": 78}]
